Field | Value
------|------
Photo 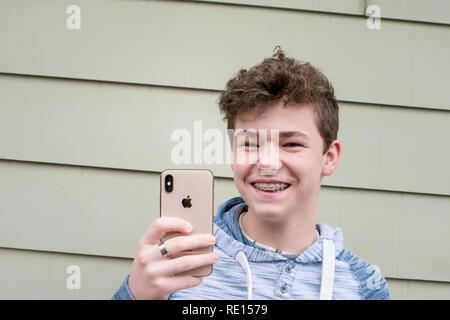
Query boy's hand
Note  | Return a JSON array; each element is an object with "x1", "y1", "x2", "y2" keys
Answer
[{"x1": 128, "y1": 217, "x2": 218, "y2": 300}]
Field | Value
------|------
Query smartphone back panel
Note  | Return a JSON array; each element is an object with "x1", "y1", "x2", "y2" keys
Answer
[{"x1": 160, "y1": 169, "x2": 214, "y2": 277}]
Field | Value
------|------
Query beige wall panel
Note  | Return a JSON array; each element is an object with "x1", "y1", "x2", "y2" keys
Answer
[
  {"x1": 378, "y1": 107, "x2": 450, "y2": 195},
  {"x1": 385, "y1": 278, "x2": 408, "y2": 299},
  {"x1": 1, "y1": 160, "x2": 449, "y2": 282},
  {"x1": 187, "y1": 3, "x2": 271, "y2": 91},
  {"x1": 0, "y1": 247, "x2": 132, "y2": 299},
  {"x1": 340, "y1": 189, "x2": 450, "y2": 282},
  {"x1": 0, "y1": 161, "x2": 150, "y2": 257},
  {"x1": 406, "y1": 279, "x2": 450, "y2": 300},
  {"x1": 385, "y1": 278, "x2": 450, "y2": 300},
  {"x1": 329, "y1": 103, "x2": 381, "y2": 189},
  {"x1": 214, "y1": 177, "x2": 240, "y2": 208},
  {"x1": 327, "y1": 102, "x2": 450, "y2": 196},
  {"x1": 194, "y1": 0, "x2": 363, "y2": 15},
  {"x1": 367, "y1": 0, "x2": 450, "y2": 25},
  {"x1": 0, "y1": 0, "x2": 101, "y2": 78},
  {"x1": 97, "y1": 0, "x2": 199, "y2": 87},
  {"x1": 0, "y1": 75, "x2": 234, "y2": 177},
  {"x1": 1, "y1": 75, "x2": 449, "y2": 196},
  {"x1": 0, "y1": 161, "x2": 83, "y2": 251},
  {"x1": 265, "y1": 9, "x2": 331, "y2": 72},
  {"x1": 317, "y1": 186, "x2": 342, "y2": 229},
  {"x1": 411, "y1": 24, "x2": 450, "y2": 109},
  {"x1": 1, "y1": 1, "x2": 449, "y2": 110},
  {"x1": 328, "y1": 15, "x2": 414, "y2": 107},
  {"x1": 340, "y1": 189, "x2": 402, "y2": 279},
  {"x1": 397, "y1": 194, "x2": 450, "y2": 282}
]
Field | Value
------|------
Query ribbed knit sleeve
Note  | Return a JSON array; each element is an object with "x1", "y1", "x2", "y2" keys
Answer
[
  {"x1": 338, "y1": 249, "x2": 391, "y2": 300},
  {"x1": 111, "y1": 274, "x2": 136, "y2": 300}
]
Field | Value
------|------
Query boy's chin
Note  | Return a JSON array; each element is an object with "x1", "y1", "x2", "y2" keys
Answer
[{"x1": 246, "y1": 202, "x2": 290, "y2": 222}]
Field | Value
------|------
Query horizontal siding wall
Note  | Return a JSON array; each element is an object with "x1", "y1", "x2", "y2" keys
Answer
[
  {"x1": 0, "y1": 0, "x2": 449, "y2": 110},
  {"x1": 1, "y1": 247, "x2": 450, "y2": 300},
  {"x1": 196, "y1": 0, "x2": 450, "y2": 25},
  {"x1": 193, "y1": 0, "x2": 365, "y2": 15},
  {"x1": 0, "y1": 247, "x2": 132, "y2": 300},
  {"x1": 366, "y1": 0, "x2": 450, "y2": 25},
  {"x1": 0, "y1": 0, "x2": 449, "y2": 299}
]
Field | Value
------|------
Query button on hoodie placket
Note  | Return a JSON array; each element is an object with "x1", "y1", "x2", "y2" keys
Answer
[
  {"x1": 285, "y1": 264, "x2": 292, "y2": 273},
  {"x1": 275, "y1": 261, "x2": 296, "y2": 299}
]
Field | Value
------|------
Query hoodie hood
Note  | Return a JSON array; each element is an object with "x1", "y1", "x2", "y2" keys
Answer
[{"x1": 214, "y1": 196, "x2": 345, "y2": 264}]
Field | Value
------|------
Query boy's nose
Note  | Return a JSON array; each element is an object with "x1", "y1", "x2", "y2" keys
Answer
[{"x1": 257, "y1": 144, "x2": 281, "y2": 175}]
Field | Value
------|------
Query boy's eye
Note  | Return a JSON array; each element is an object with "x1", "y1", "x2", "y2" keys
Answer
[
  {"x1": 237, "y1": 142, "x2": 259, "y2": 149},
  {"x1": 245, "y1": 143, "x2": 259, "y2": 148},
  {"x1": 284, "y1": 143, "x2": 302, "y2": 147}
]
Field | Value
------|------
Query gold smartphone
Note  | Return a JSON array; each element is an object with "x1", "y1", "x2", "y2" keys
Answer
[{"x1": 160, "y1": 169, "x2": 214, "y2": 277}]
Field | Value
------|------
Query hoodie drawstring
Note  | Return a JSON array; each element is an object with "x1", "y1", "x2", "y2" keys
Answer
[
  {"x1": 319, "y1": 239, "x2": 335, "y2": 300},
  {"x1": 235, "y1": 251, "x2": 253, "y2": 300},
  {"x1": 235, "y1": 239, "x2": 336, "y2": 300}
]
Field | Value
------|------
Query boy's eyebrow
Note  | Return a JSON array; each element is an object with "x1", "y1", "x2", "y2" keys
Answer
[
  {"x1": 279, "y1": 130, "x2": 310, "y2": 141},
  {"x1": 234, "y1": 130, "x2": 310, "y2": 140}
]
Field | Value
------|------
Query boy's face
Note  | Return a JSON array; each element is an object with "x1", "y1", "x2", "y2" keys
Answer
[{"x1": 230, "y1": 102, "x2": 341, "y2": 221}]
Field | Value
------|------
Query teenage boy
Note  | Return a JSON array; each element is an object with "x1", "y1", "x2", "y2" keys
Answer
[{"x1": 112, "y1": 48, "x2": 391, "y2": 300}]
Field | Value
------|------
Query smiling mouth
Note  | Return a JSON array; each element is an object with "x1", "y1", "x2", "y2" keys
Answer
[{"x1": 251, "y1": 182, "x2": 291, "y2": 193}]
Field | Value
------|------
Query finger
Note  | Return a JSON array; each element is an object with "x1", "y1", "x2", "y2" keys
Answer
[
  {"x1": 142, "y1": 234, "x2": 215, "y2": 262},
  {"x1": 135, "y1": 244, "x2": 159, "y2": 266},
  {"x1": 159, "y1": 252, "x2": 219, "y2": 277},
  {"x1": 141, "y1": 217, "x2": 193, "y2": 245},
  {"x1": 164, "y1": 234, "x2": 215, "y2": 256}
]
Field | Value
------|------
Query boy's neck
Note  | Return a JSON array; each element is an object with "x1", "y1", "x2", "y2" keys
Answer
[{"x1": 240, "y1": 205, "x2": 319, "y2": 255}]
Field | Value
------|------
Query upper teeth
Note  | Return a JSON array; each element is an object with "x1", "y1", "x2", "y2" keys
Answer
[{"x1": 253, "y1": 183, "x2": 289, "y2": 190}]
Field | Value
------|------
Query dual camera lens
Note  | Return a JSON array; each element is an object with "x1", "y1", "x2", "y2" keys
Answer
[{"x1": 165, "y1": 174, "x2": 173, "y2": 192}]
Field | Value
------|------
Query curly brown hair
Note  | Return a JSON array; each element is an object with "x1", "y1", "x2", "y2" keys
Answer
[{"x1": 218, "y1": 46, "x2": 339, "y2": 155}]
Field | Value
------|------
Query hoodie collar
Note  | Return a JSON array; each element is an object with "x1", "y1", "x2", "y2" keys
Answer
[{"x1": 214, "y1": 196, "x2": 344, "y2": 263}]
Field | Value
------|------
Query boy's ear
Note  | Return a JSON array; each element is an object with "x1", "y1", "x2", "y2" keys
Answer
[{"x1": 321, "y1": 140, "x2": 341, "y2": 177}]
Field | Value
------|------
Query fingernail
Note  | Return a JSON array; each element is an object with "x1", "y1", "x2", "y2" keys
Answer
[
  {"x1": 185, "y1": 224, "x2": 193, "y2": 232},
  {"x1": 207, "y1": 235, "x2": 215, "y2": 243}
]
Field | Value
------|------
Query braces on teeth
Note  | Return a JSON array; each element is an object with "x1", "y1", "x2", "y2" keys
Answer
[{"x1": 252, "y1": 183, "x2": 289, "y2": 192}]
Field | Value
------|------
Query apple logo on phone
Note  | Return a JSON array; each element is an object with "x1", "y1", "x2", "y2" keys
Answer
[{"x1": 182, "y1": 195, "x2": 192, "y2": 208}]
